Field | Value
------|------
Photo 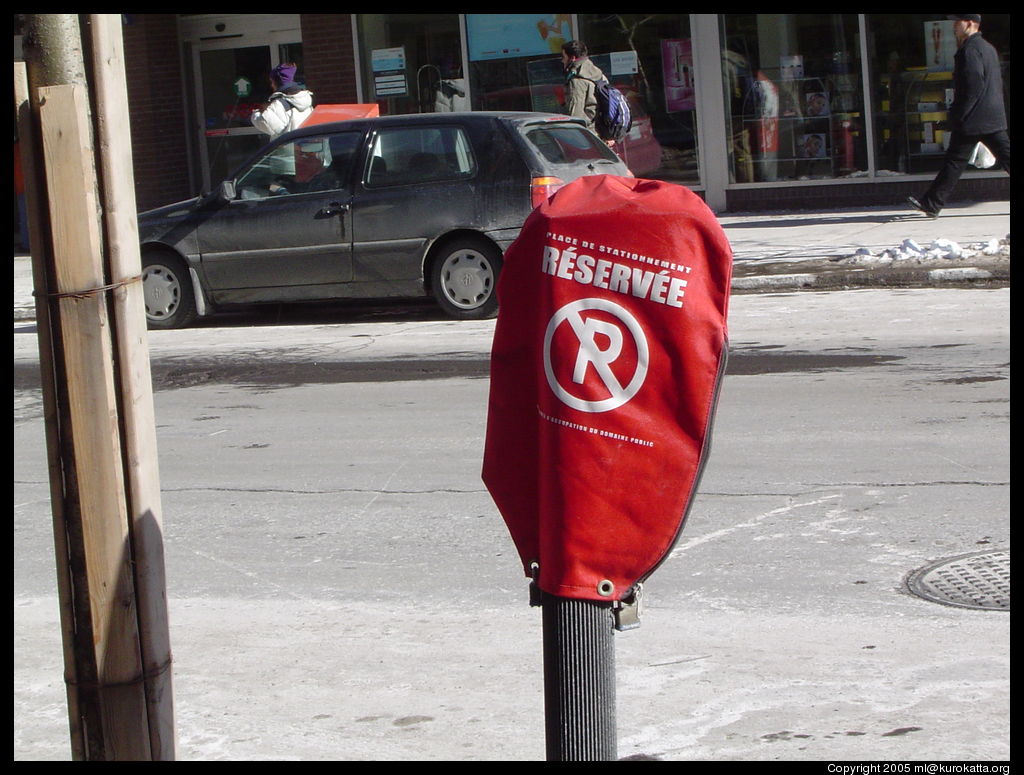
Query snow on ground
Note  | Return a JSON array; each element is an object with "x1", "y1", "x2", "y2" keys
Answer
[{"x1": 840, "y1": 235, "x2": 1010, "y2": 266}]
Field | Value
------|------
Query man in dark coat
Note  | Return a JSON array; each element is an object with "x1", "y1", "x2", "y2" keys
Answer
[{"x1": 908, "y1": 14, "x2": 1010, "y2": 217}]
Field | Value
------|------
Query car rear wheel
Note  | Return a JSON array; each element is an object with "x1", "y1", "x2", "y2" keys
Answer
[
  {"x1": 431, "y1": 237, "x2": 502, "y2": 320},
  {"x1": 142, "y1": 251, "x2": 197, "y2": 329}
]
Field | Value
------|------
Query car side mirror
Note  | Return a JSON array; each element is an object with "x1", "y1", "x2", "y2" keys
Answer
[{"x1": 218, "y1": 179, "x2": 237, "y2": 202}]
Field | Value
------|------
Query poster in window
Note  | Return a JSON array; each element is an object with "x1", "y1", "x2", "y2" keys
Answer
[
  {"x1": 662, "y1": 39, "x2": 695, "y2": 112},
  {"x1": 609, "y1": 50, "x2": 639, "y2": 77},
  {"x1": 751, "y1": 72, "x2": 779, "y2": 154},
  {"x1": 780, "y1": 55, "x2": 804, "y2": 80},
  {"x1": 805, "y1": 91, "x2": 830, "y2": 117},
  {"x1": 798, "y1": 133, "x2": 828, "y2": 159},
  {"x1": 925, "y1": 20, "x2": 956, "y2": 72},
  {"x1": 467, "y1": 14, "x2": 571, "y2": 61},
  {"x1": 526, "y1": 57, "x2": 568, "y2": 113},
  {"x1": 372, "y1": 47, "x2": 408, "y2": 98}
]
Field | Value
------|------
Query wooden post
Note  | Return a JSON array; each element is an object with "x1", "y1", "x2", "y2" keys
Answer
[
  {"x1": 17, "y1": 13, "x2": 176, "y2": 760},
  {"x1": 14, "y1": 59, "x2": 88, "y2": 763},
  {"x1": 38, "y1": 75, "x2": 152, "y2": 762},
  {"x1": 87, "y1": 14, "x2": 176, "y2": 759}
]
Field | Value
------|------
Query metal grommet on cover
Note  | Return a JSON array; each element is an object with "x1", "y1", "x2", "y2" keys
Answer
[
  {"x1": 597, "y1": 579, "x2": 615, "y2": 597},
  {"x1": 528, "y1": 561, "x2": 543, "y2": 607}
]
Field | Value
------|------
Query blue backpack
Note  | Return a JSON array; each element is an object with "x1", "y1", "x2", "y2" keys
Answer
[{"x1": 577, "y1": 76, "x2": 632, "y2": 143}]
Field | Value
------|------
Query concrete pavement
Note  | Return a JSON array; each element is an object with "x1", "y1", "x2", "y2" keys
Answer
[
  {"x1": 14, "y1": 201, "x2": 1010, "y2": 761},
  {"x1": 11, "y1": 200, "x2": 1010, "y2": 321},
  {"x1": 14, "y1": 285, "x2": 1010, "y2": 761}
]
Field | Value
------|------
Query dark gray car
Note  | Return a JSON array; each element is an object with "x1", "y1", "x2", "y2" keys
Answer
[{"x1": 137, "y1": 111, "x2": 631, "y2": 328}]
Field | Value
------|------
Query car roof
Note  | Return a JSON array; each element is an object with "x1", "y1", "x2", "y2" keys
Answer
[{"x1": 282, "y1": 111, "x2": 587, "y2": 141}]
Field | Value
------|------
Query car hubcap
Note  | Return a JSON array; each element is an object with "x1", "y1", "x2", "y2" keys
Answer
[
  {"x1": 440, "y1": 249, "x2": 494, "y2": 309},
  {"x1": 142, "y1": 264, "x2": 181, "y2": 320}
]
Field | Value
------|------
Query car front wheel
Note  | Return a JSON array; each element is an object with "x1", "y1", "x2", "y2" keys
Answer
[
  {"x1": 431, "y1": 237, "x2": 502, "y2": 320},
  {"x1": 142, "y1": 251, "x2": 197, "y2": 329}
]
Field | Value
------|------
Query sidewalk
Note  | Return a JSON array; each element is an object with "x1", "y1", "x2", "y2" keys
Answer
[
  {"x1": 12, "y1": 200, "x2": 1010, "y2": 321},
  {"x1": 721, "y1": 199, "x2": 1010, "y2": 291}
]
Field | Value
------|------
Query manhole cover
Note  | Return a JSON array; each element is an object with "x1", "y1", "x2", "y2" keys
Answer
[{"x1": 906, "y1": 550, "x2": 1009, "y2": 611}]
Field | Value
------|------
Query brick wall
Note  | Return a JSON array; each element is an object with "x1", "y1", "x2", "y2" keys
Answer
[
  {"x1": 122, "y1": 14, "x2": 192, "y2": 211},
  {"x1": 300, "y1": 14, "x2": 360, "y2": 104}
]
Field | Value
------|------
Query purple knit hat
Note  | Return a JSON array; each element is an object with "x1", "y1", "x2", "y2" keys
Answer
[{"x1": 272, "y1": 63, "x2": 297, "y2": 88}]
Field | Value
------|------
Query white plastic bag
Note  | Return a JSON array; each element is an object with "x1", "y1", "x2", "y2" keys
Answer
[{"x1": 968, "y1": 142, "x2": 997, "y2": 169}]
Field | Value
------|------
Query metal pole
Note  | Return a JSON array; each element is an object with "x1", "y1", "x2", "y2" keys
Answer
[{"x1": 541, "y1": 593, "x2": 617, "y2": 761}]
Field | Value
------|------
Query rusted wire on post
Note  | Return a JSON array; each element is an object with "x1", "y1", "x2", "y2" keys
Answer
[{"x1": 33, "y1": 274, "x2": 142, "y2": 302}]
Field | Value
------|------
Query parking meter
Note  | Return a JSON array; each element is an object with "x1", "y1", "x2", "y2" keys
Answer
[{"x1": 483, "y1": 175, "x2": 732, "y2": 605}]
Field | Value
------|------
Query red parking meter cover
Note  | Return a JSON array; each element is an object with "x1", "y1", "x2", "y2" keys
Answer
[{"x1": 482, "y1": 175, "x2": 732, "y2": 602}]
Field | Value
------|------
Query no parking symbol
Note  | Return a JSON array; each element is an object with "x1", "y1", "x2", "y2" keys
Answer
[{"x1": 543, "y1": 298, "x2": 649, "y2": 414}]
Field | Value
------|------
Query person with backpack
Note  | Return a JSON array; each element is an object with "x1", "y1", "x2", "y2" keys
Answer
[
  {"x1": 561, "y1": 40, "x2": 603, "y2": 133},
  {"x1": 561, "y1": 40, "x2": 631, "y2": 146},
  {"x1": 251, "y1": 62, "x2": 314, "y2": 140}
]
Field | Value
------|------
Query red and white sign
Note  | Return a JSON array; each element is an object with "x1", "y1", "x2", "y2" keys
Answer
[{"x1": 482, "y1": 175, "x2": 732, "y2": 602}]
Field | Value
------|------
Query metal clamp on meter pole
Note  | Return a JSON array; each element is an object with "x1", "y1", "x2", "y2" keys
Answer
[{"x1": 483, "y1": 174, "x2": 733, "y2": 761}]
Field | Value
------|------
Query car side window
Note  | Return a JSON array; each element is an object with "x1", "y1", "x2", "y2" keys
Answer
[
  {"x1": 235, "y1": 132, "x2": 362, "y2": 199},
  {"x1": 306, "y1": 132, "x2": 363, "y2": 192},
  {"x1": 364, "y1": 126, "x2": 476, "y2": 188}
]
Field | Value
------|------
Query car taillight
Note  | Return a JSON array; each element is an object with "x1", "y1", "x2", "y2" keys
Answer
[{"x1": 531, "y1": 176, "x2": 565, "y2": 209}]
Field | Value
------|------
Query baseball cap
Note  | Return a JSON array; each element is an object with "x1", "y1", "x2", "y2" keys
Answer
[{"x1": 947, "y1": 14, "x2": 982, "y2": 22}]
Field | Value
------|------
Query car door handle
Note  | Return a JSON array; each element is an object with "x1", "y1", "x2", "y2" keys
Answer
[{"x1": 317, "y1": 202, "x2": 350, "y2": 218}]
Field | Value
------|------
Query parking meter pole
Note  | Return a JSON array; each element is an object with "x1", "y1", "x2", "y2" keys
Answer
[
  {"x1": 541, "y1": 593, "x2": 617, "y2": 761},
  {"x1": 484, "y1": 177, "x2": 732, "y2": 763}
]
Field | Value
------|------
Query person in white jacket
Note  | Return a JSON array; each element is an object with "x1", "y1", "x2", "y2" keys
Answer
[{"x1": 251, "y1": 63, "x2": 314, "y2": 140}]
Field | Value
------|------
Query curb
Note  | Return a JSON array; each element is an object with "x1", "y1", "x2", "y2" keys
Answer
[
  {"x1": 730, "y1": 257, "x2": 1009, "y2": 293},
  {"x1": 731, "y1": 273, "x2": 817, "y2": 290},
  {"x1": 730, "y1": 270, "x2": 1009, "y2": 293},
  {"x1": 927, "y1": 267, "x2": 994, "y2": 281}
]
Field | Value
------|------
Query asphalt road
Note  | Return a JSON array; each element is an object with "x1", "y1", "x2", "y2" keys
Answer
[{"x1": 13, "y1": 287, "x2": 1010, "y2": 761}]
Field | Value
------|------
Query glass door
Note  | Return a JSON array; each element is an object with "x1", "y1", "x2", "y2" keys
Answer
[
  {"x1": 191, "y1": 34, "x2": 303, "y2": 190},
  {"x1": 355, "y1": 14, "x2": 464, "y2": 115}
]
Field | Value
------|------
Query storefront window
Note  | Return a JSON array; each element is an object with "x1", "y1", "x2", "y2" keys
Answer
[
  {"x1": 465, "y1": 14, "x2": 573, "y2": 114},
  {"x1": 578, "y1": 14, "x2": 699, "y2": 183},
  {"x1": 720, "y1": 14, "x2": 866, "y2": 184},
  {"x1": 356, "y1": 14, "x2": 463, "y2": 115},
  {"x1": 866, "y1": 14, "x2": 1010, "y2": 176}
]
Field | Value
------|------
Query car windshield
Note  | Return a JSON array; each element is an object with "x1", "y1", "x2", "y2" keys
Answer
[{"x1": 524, "y1": 124, "x2": 620, "y2": 165}]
